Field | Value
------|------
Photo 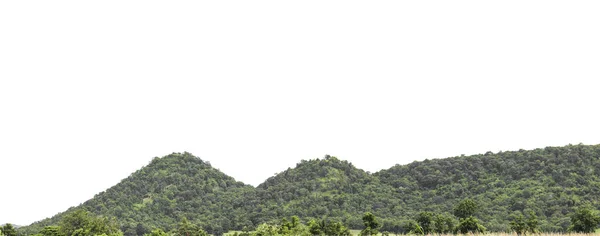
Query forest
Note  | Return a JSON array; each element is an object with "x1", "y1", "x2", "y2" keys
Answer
[{"x1": 12, "y1": 144, "x2": 600, "y2": 236}]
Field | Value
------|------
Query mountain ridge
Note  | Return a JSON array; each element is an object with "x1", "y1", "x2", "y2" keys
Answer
[{"x1": 19, "y1": 144, "x2": 600, "y2": 235}]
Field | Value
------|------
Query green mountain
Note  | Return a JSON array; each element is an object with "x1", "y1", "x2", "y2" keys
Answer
[
  {"x1": 21, "y1": 153, "x2": 255, "y2": 236},
  {"x1": 19, "y1": 144, "x2": 600, "y2": 235},
  {"x1": 252, "y1": 155, "x2": 401, "y2": 229},
  {"x1": 375, "y1": 144, "x2": 600, "y2": 232}
]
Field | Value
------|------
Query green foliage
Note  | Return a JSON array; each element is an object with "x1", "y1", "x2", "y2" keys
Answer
[
  {"x1": 253, "y1": 223, "x2": 277, "y2": 236},
  {"x1": 510, "y1": 214, "x2": 527, "y2": 235},
  {"x1": 307, "y1": 219, "x2": 323, "y2": 236},
  {"x1": 525, "y1": 211, "x2": 539, "y2": 234},
  {"x1": 18, "y1": 144, "x2": 600, "y2": 234},
  {"x1": 40, "y1": 226, "x2": 62, "y2": 236},
  {"x1": 403, "y1": 221, "x2": 423, "y2": 235},
  {"x1": 175, "y1": 217, "x2": 208, "y2": 236},
  {"x1": 415, "y1": 212, "x2": 433, "y2": 234},
  {"x1": 306, "y1": 219, "x2": 349, "y2": 236},
  {"x1": 456, "y1": 216, "x2": 486, "y2": 234},
  {"x1": 454, "y1": 199, "x2": 477, "y2": 219},
  {"x1": 360, "y1": 212, "x2": 380, "y2": 236},
  {"x1": 58, "y1": 209, "x2": 122, "y2": 236},
  {"x1": 1, "y1": 224, "x2": 17, "y2": 236},
  {"x1": 568, "y1": 206, "x2": 600, "y2": 233},
  {"x1": 144, "y1": 228, "x2": 168, "y2": 236},
  {"x1": 432, "y1": 213, "x2": 455, "y2": 234}
]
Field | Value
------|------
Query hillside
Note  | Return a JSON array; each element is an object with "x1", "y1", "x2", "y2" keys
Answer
[
  {"x1": 21, "y1": 152, "x2": 256, "y2": 236},
  {"x1": 253, "y1": 155, "x2": 401, "y2": 229},
  {"x1": 18, "y1": 144, "x2": 600, "y2": 235},
  {"x1": 375, "y1": 144, "x2": 600, "y2": 232}
]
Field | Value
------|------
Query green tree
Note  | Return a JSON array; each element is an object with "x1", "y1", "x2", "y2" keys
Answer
[
  {"x1": 144, "y1": 228, "x2": 168, "y2": 236},
  {"x1": 360, "y1": 212, "x2": 381, "y2": 236},
  {"x1": 254, "y1": 223, "x2": 277, "y2": 236},
  {"x1": 307, "y1": 219, "x2": 324, "y2": 236},
  {"x1": 525, "y1": 211, "x2": 539, "y2": 234},
  {"x1": 454, "y1": 199, "x2": 477, "y2": 219},
  {"x1": 324, "y1": 221, "x2": 350, "y2": 236},
  {"x1": 59, "y1": 210, "x2": 122, "y2": 236},
  {"x1": 510, "y1": 214, "x2": 527, "y2": 235},
  {"x1": 456, "y1": 216, "x2": 486, "y2": 234},
  {"x1": 403, "y1": 221, "x2": 423, "y2": 235},
  {"x1": 40, "y1": 226, "x2": 62, "y2": 236},
  {"x1": 415, "y1": 212, "x2": 434, "y2": 234},
  {"x1": 568, "y1": 206, "x2": 600, "y2": 233},
  {"x1": 432, "y1": 213, "x2": 455, "y2": 234},
  {"x1": 1, "y1": 224, "x2": 17, "y2": 236},
  {"x1": 176, "y1": 218, "x2": 208, "y2": 236}
]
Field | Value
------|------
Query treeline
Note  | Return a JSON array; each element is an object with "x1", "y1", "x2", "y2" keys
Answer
[{"x1": 15, "y1": 200, "x2": 600, "y2": 236}]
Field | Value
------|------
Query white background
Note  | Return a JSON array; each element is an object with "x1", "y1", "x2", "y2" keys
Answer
[{"x1": 1, "y1": 0, "x2": 599, "y2": 226}]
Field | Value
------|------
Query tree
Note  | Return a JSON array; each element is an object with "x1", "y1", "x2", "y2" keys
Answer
[
  {"x1": 525, "y1": 211, "x2": 539, "y2": 234},
  {"x1": 569, "y1": 206, "x2": 600, "y2": 233},
  {"x1": 307, "y1": 219, "x2": 324, "y2": 236},
  {"x1": 254, "y1": 223, "x2": 277, "y2": 236},
  {"x1": 360, "y1": 212, "x2": 381, "y2": 236},
  {"x1": 1, "y1": 224, "x2": 17, "y2": 236},
  {"x1": 456, "y1": 216, "x2": 486, "y2": 234},
  {"x1": 57, "y1": 210, "x2": 122, "y2": 236},
  {"x1": 40, "y1": 226, "x2": 62, "y2": 236},
  {"x1": 454, "y1": 199, "x2": 477, "y2": 219},
  {"x1": 403, "y1": 221, "x2": 423, "y2": 235},
  {"x1": 324, "y1": 221, "x2": 350, "y2": 236},
  {"x1": 415, "y1": 212, "x2": 434, "y2": 234},
  {"x1": 432, "y1": 213, "x2": 455, "y2": 234},
  {"x1": 176, "y1": 218, "x2": 208, "y2": 236},
  {"x1": 144, "y1": 228, "x2": 169, "y2": 236},
  {"x1": 510, "y1": 214, "x2": 527, "y2": 235}
]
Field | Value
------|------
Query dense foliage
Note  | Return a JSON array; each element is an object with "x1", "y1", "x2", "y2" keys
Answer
[
  {"x1": 20, "y1": 153, "x2": 255, "y2": 236},
  {"x1": 17, "y1": 144, "x2": 600, "y2": 235}
]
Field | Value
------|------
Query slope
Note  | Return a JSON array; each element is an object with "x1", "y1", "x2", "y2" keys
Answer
[
  {"x1": 18, "y1": 144, "x2": 600, "y2": 235},
  {"x1": 252, "y1": 155, "x2": 402, "y2": 229},
  {"x1": 21, "y1": 152, "x2": 256, "y2": 236},
  {"x1": 375, "y1": 144, "x2": 600, "y2": 232}
]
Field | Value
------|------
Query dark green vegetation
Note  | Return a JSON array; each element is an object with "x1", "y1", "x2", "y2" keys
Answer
[{"x1": 17, "y1": 144, "x2": 600, "y2": 235}]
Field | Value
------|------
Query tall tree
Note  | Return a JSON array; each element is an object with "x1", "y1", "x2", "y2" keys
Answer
[
  {"x1": 454, "y1": 199, "x2": 477, "y2": 219},
  {"x1": 456, "y1": 216, "x2": 486, "y2": 234},
  {"x1": 415, "y1": 212, "x2": 434, "y2": 234},
  {"x1": 510, "y1": 214, "x2": 527, "y2": 235},
  {"x1": 569, "y1": 206, "x2": 600, "y2": 233},
  {"x1": 360, "y1": 212, "x2": 381, "y2": 236},
  {"x1": 1, "y1": 224, "x2": 17, "y2": 236}
]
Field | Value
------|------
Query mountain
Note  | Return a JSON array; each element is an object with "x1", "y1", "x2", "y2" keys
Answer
[
  {"x1": 375, "y1": 144, "x2": 600, "y2": 232},
  {"x1": 18, "y1": 144, "x2": 600, "y2": 235},
  {"x1": 21, "y1": 152, "x2": 255, "y2": 236},
  {"x1": 252, "y1": 155, "x2": 401, "y2": 229}
]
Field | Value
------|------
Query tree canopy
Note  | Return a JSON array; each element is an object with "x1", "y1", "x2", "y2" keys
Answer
[{"x1": 17, "y1": 144, "x2": 600, "y2": 234}]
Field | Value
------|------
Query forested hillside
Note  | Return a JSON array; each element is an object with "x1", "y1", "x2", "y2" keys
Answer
[
  {"x1": 21, "y1": 153, "x2": 256, "y2": 236},
  {"x1": 18, "y1": 144, "x2": 600, "y2": 235},
  {"x1": 376, "y1": 144, "x2": 600, "y2": 232},
  {"x1": 253, "y1": 156, "x2": 401, "y2": 229}
]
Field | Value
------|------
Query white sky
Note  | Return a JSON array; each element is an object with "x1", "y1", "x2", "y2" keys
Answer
[{"x1": 1, "y1": 0, "x2": 600, "y2": 226}]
